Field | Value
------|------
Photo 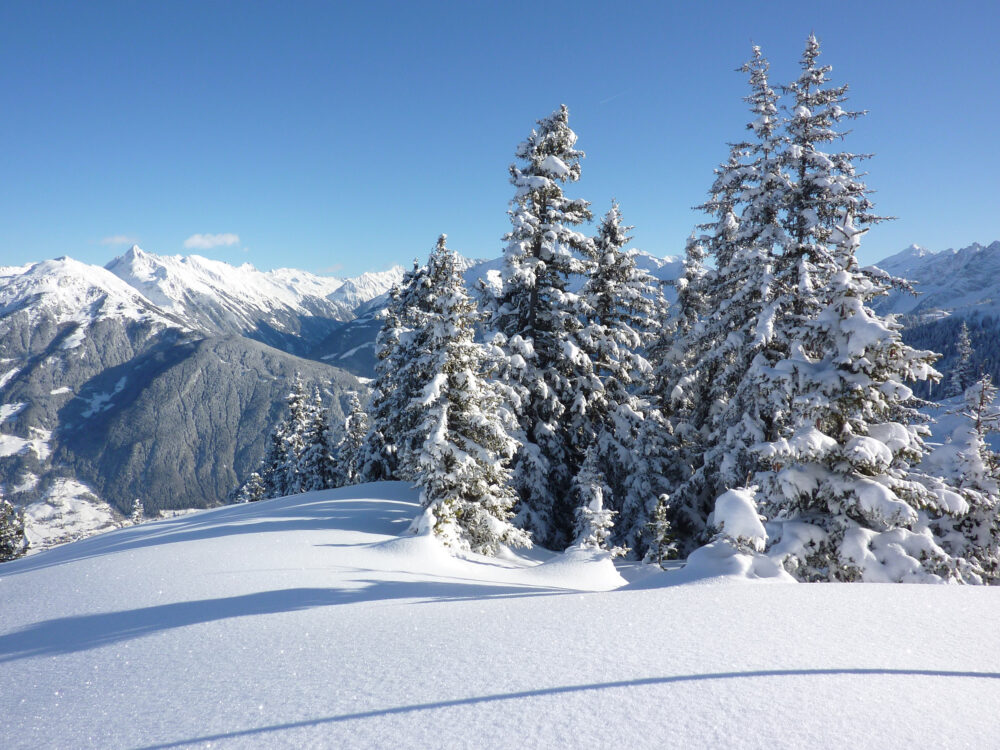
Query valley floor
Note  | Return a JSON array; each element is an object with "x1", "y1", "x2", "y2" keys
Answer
[{"x1": 1, "y1": 483, "x2": 998, "y2": 749}]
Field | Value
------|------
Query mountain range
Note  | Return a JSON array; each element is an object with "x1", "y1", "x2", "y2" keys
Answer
[{"x1": 0, "y1": 241, "x2": 992, "y2": 549}]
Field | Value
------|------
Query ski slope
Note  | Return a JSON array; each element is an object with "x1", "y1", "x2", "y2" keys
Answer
[{"x1": 1, "y1": 483, "x2": 998, "y2": 749}]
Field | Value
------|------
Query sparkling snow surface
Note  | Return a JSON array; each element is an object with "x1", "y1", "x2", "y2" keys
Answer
[{"x1": 1, "y1": 483, "x2": 998, "y2": 749}]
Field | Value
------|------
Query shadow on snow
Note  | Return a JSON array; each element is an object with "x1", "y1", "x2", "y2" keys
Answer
[
  {"x1": 0, "y1": 577, "x2": 566, "y2": 663},
  {"x1": 137, "y1": 667, "x2": 1000, "y2": 749}
]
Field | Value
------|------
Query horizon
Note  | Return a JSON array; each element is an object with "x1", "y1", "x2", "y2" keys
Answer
[{"x1": 2, "y1": 1, "x2": 999, "y2": 276}]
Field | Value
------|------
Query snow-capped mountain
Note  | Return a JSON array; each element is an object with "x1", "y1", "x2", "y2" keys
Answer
[
  {"x1": 870, "y1": 240, "x2": 1000, "y2": 398},
  {"x1": 327, "y1": 264, "x2": 407, "y2": 310},
  {"x1": 104, "y1": 246, "x2": 355, "y2": 354},
  {"x1": 0, "y1": 250, "x2": 373, "y2": 548},
  {"x1": 873, "y1": 240, "x2": 1000, "y2": 318}
]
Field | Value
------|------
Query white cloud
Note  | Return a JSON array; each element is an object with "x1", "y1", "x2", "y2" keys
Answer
[
  {"x1": 183, "y1": 233, "x2": 240, "y2": 250},
  {"x1": 100, "y1": 235, "x2": 139, "y2": 246}
]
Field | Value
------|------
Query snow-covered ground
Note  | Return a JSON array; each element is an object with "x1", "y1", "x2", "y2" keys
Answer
[{"x1": 1, "y1": 483, "x2": 998, "y2": 749}]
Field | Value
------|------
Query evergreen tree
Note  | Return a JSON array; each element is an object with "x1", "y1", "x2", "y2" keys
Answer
[
  {"x1": 299, "y1": 388, "x2": 337, "y2": 492},
  {"x1": 129, "y1": 497, "x2": 144, "y2": 525},
  {"x1": 0, "y1": 491, "x2": 28, "y2": 562},
  {"x1": 359, "y1": 261, "x2": 433, "y2": 482},
  {"x1": 260, "y1": 377, "x2": 312, "y2": 498},
  {"x1": 235, "y1": 472, "x2": 265, "y2": 503},
  {"x1": 757, "y1": 208, "x2": 960, "y2": 582},
  {"x1": 577, "y1": 201, "x2": 671, "y2": 555},
  {"x1": 940, "y1": 375, "x2": 1000, "y2": 580},
  {"x1": 408, "y1": 236, "x2": 530, "y2": 555},
  {"x1": 333, "y1": 391, "x2": 369, "y2": 487},
  {"x1": 946, "y1": 321, "x2": 976, "y2": 397},
  {"x1": 486, "y1": 104, "x2": 598, "y2": 547},
  {"x1": 666, "y1": 46, "x2": 787, "y2": 554},
  {"x1": 572, "y1": 451, "x2": 625, "y2": 556}
]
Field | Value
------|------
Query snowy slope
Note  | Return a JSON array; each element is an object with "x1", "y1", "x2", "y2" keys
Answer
[
  {"x1": 1, "y1": 483, "x2": 997, "y2": 749},
  {"x1": 873, "y1": 240, "x2": 1000, "y2": 318}
]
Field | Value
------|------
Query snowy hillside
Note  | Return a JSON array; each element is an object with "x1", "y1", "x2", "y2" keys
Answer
[{"x1": 1, "y1": 483, "x2": 997, "y2": 749}]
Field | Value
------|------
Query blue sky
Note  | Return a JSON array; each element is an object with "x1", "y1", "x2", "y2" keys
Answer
[{"x1": 1, "y1": 0, "x2": 998, "y2": 276}]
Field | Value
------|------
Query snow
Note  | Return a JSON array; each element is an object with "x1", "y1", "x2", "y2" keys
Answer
[
  {"x1": 0, "y1": 426, "x2": 51, "y2": 460},
  {"x1": 2, "y1": 483, "x2": 998, "y2": 749},
  {"x1": 0, "y1": 256, "x2": 175, "y2": 330},
  {"x1": 80, "y1": 376, "x2": 128, "y2": 418},
  {"x1": 710, "y1": 488, "x2": 767, "y2": 550},
  {"x1": 0, "y1": 402, "x2": 26, "y2": 424},
  {"x1": 0, "y1": 366, "x2": 20, "y2": 389},
  {"x1": 49, "y1": 386, "x2": 72, "y2": 395},
  {"x1": 21, "y1": 478, "x2": 119, "y2": 551}
]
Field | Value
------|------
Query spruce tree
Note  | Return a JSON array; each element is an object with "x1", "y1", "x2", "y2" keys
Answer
[
  {"x1": 667, "y1": 48, "x2": 790, "y2": 554},
  {"x1": 941, "y1": 375, "x2": 1000, "y2": 580},
  {"x1": 576, "y1": 201, "x2": 671, "y2": 555},
  {"x1": 299, "y1": 388, "x2": 337, "y2": 492},
  {"x1": 946, "y1": 321, "x2": 976, "y2": 398},
  {"x1": 334, "y1": 391, "x2": 369, "y2": 487},
  {"x1": 235, "y1": 472, "x2": 265, "y2": 503},
  {"x1": 260, "y1": 377, "x2": 312, "y2": 498},
  {"x1": 486, "y1": 104, "x2": 598, "y2": 547},
  {"x1": 408, "y1": 236, "x2": 530, "y2": 555},
  {"x1": 0, "y1": 491, "x2": 28, "y2": 562},
  {"x1": 129, "y1": 497, "x2": 144, "y2": 525},
  {"x1": 359, "y1": 261, "x2": 433, "y2": 482},
  {"x1": 746, "y1": 37, "x2": 962, "y2": 582}
]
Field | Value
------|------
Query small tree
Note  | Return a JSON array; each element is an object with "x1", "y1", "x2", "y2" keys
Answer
[
  {"x1": 572, "y1": 452, "x2": 625, "y2": 556},
  {"x1": 333, "y1": 391, "x2": 369, "y2": 487},
  {"x1": 235, "y1": 472, "x2": 265, "y2": 503},
  {"x1": 946, "y1": 321, "x2": 976, "y2": 398},
  {"x1": 0, "y1": 492, "x2": 28, "y2": 562},
  {"x1": 129, "y1": 497, "x2": 144, "y2": 525},
  {"x1": 943, "y1": 376, "x2": 1000, "y2": 580},
  {"x1": 299, "y1": 388, "x2": 337, "y2": 492},
  {"x1": 359, "y1": 261, "x2": 434, "y2": 482}
]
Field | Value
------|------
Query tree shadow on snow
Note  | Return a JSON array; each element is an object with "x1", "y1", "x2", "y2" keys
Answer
[
  {"x1": 4, "y1": 491, "x2": 418, "y2": 576},
  {"x1": 0, "y1": 577, "x2": 567, "y2": 663},
  {"x1": 137, "y1": 667, "x2": 1000, "y2": 749}
]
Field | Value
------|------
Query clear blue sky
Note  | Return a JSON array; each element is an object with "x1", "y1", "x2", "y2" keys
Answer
[{"x1": 1, "y1": 0, "x2": 998, "y2": 276}]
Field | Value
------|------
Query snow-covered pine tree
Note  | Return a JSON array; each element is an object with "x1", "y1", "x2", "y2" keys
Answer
[
  {"x1": 668, "y1": 47, "x2": 788, "y2": 554},
  {"x1": 358, "y1": 261, "x2": 433, "y2": 482},
  {"x1": 235, "y1": 471, "x2": 265, "y2": 503},
  {"x1": 646, "y1": 233, "x2": 710, "y2": 553},
  {"x1": 571, "y1": 450, "x2": 626, "y2": 556},
  {"x1": 757, "y1": 207, "x2": 964, "y2": 582},
  {"x1": 333, "y1": 391, "x2": 369, "y2": 487},
  {"x1": 260, "y1": 376, "x2": 312, "y2": 498},
  {"x1": 0, "y1": 490, "x2": 28, "y2": 561},
  {"x1": 940, "y1": 375, "x2": 1000, "y2": 580},
  {"x1": 129, "y1": 497, "x2": 144, "y2": 525},
  {"x1": 299, "y1": 388, "x2": 337, "y2": 492},
  {"x1": 946, "y1": 321, "x2": 976, "y2": 398},
  {"x1": 486, "y1": 104, "x2": 598, "y2": 548},
  {"x1": 576, "y1": 201, "x2": 671, "y2": 555},
  {"x1": 408, "y1": 235, "x2": 530, "y2": 555}
]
